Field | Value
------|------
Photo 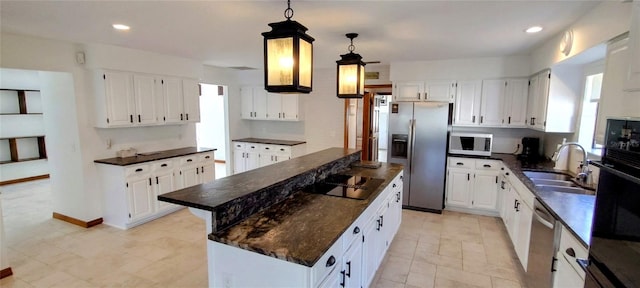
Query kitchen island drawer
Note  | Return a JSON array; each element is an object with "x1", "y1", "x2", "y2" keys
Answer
[
  {"x1": 311, "y1": 237, "x2": 343, "y2": 288},
  {"x1": 558, "y1": 225, "x2": 587, "y2": 279},
  {"x1": 199, "y1": 152, "x2": 215, "y2": 163}
]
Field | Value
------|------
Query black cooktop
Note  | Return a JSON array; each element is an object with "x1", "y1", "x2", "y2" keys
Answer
[{"x1": 303, "y1": 174, "x2": 384, "y2": 200}]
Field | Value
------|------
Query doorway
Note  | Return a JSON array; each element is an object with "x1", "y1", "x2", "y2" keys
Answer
[
  {"x1": 343, "y1": 84, "x2": 392, "y2": 162},
  {"x1": 196, "y1": 84, "x2": 228, "y2": 178}
]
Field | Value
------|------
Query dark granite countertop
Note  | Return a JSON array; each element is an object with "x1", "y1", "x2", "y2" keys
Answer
[
  {"x1": 94, "y1": 147, "x2": 216, "y2": 166},
  {"x1": 491, "y1": 153, "x2": 595, "y2": 247},
  {"x1": 233, "y1": 138, "x2": 306, "y2": 146},
  {"x1": 209, "y1": 163, "x2": 403, "y2": 267},
  {"x1": 160, "y1": 148, "x2": 361, "y2": 232}
]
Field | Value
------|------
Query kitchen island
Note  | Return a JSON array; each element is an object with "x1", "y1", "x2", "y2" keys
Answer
[{"x1": 159, "y1": 148, "x2": 404, "y2": 287}]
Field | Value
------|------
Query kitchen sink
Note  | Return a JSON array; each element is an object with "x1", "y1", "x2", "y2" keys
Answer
[
  {"x1": 530, "y1": 178, "x2": 578, "y2": 187},
  {"x1": 523, "y1": 171, "x2": 574, "y2": 181},
  {"x1": 535, "y1": 184, "x2": 596, "y2": 195}
]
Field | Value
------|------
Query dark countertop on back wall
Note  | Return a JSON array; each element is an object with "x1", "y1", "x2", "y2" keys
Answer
[
  {"x1": 94, "y1": 147, "x2": 216, "y2": 166},
  {"x1": 232, "y1": 138, "x2": 307, "y2": 146}
]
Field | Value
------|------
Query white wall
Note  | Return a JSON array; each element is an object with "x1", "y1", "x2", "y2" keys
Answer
[
  {"x1": 0, "y1": 32, "x2": 208, "y2": 222},
  {"x1": 530, "y1": 1, "x2": 632, "y2": 73},
  {"x1": 390, "y1": 56, "x2": 531, "y2": 81}
]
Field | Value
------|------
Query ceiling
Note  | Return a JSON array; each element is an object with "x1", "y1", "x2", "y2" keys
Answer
[{"x1": 0, "y1": 1, "x2": 601, "y2": 69}]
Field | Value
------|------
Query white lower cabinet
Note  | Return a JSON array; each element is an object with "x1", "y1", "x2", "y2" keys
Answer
[
  {"x1": 98, "y1": 151, "x2": 215, "y2": 229},
  {"x1": 232, "y1": 141, "x2": 306, "y2": 174},
  {"x1": 208, "y1": 171, "x2": 403, "y2": 288},
  {"x1": 500, "y1": 166, "x2": 534, "y2": 271},
  {"x1": 445, "y1": 157, "x2": 500, "y2": 214},
  {"x1": 553, "y1": 225, "x2": 587, "y2": 288}
]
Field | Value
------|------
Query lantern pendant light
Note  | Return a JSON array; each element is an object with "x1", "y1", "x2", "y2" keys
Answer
[
  {"x1": 262, "y1": 0, "x2": 314, "y2": 94},
  {"x1": 336, "y1": 33, "x2": 366, "y2": 98}
]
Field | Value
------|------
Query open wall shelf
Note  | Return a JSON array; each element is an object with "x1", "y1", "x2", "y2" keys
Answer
[{"x1": 0, "y1": 89, "x2": 47, "y2": 165}]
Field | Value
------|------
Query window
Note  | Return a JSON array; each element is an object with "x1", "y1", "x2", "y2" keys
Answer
[{"x1": 577, "y1": 72, "x2": 603, "y2": 153}]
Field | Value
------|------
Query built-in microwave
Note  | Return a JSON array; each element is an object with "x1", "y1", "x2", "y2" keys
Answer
[{"x1": 449, "y1": 132, "x2": 493, "y2": 156}]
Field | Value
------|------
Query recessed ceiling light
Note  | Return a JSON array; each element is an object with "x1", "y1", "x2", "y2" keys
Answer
[
  {"x1": 112, "y1": 24, "x2": 130, "y2": 31},
  {"x1": 525, "y1": 26, "x2": 543, "y2": 33}
]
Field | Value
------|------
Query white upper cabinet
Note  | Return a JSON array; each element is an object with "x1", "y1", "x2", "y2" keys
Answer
[
  {"x1": 393, "y1": 81, "x2": 423, "y2": 101},
  {"x1": 625, "y1": 1, "x2": 640, "y2": 91},
  {"x1": 162, "y1": 77, "x2": 184, "y2": 124},
  {"x1": 132, "y1": 74, "x2": 158, "y2": 125},
  {"x1": 393, "y1": 81, "x2": 456, "y2": 102},
  {"x1": 503, "y1": 79, "x2": 529, "y2": 127},
  {"x1": 241, "y1": 87, "x2": 301, "y2": 121},
  {"x1": 453, "y1": 80, "x2": 482, "y2": 126},
  {"x1": 480, "y1": 79, "x2": 506, "y2": 126},
  {"x1": 425, "y1": 81, "x2": 457, "y2": 102},
  {"x1": 95, "y1": 70, "x2": 136, "y2": 127},
  {"x1": 182, "y1": 79, "x2": 201, "y2": 123},
  {"x1": 93, "y1": 69, "x2": 200, "y2": 128},
  {"x1": 241, "y1": 86, "x2": 267, "y2": 120},
  {"x1": 525, "y1": 69, "x2": 576, "y2": 133}
]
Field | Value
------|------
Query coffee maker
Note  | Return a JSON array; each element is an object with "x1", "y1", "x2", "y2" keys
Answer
[{"x1": 519, "y1": 137, "x2": 540, "y2": 164}]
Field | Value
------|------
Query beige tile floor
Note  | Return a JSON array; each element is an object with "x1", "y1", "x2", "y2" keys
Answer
[{"x1": 1, "y1": 164, "x2": 526, "y2": 288}]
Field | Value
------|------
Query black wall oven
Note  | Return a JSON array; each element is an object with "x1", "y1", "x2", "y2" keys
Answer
[{"x1": 585, "y1": 118, "x2": 640, "y2": 288}]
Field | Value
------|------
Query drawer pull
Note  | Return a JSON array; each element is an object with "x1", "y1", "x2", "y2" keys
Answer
[
  {"x1": 135, "y1": 168, "x2": 143, "y2": 172},
  {"x1": 393, "y1": 183, "x2": 397, "y2": 188},
  {"x1": 265, "y1": 147, "x2": 270, "y2": 150},
  {"x1": 161, "y1": 164, "x2": 168, "y2": 167},
  {"x1": 280, "y1": 148, "x2": 285, "y2": 151},
  {"x1": 326, "y1": 256, "x2": 336, "y2": 267},
  {"x1": 187, "y1": 159, "x2": 193, "y2": 162},
  {"x1": 505, "y1": 172, "x2": 510, "y2": 176},
  {"x1": 483, "y1": 164, "x2": 491, "y2": 168},
  {"x1": 456, "y1": 162, "x2": 464, "y2": 166},
  {"x1": 205, "y1": 156, "x2": 210, "y2": 159},
  {"x1": 353, "y1": 226, "x2": 360, "y2": 234},
  {"x1": 566, "y1": 248, "x2": 576, "y2": 257}
]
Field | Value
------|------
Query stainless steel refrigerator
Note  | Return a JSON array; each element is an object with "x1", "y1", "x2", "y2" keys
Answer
[{"x1": 387, "y1": 102, "x2": 450, "y2": 212}]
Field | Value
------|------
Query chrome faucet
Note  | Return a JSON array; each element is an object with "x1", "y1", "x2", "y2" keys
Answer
[{"x1": 553, "y1": 142, "x2": 592, "y2": 184}]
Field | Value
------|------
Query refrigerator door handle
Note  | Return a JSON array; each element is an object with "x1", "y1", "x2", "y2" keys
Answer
[
  {"x1": 407, "y1": 119, "x2": 414, "y2": 173},
  {"x1": 409, "y1": 119, "x2": 417, "y2": 173}
]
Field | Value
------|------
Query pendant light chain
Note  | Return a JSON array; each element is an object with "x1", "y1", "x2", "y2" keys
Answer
[{"x1": 284, "y1": 0, "x2": 294, "y2": 20}]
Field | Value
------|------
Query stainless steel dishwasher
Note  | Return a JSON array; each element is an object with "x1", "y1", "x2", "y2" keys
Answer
[{"x1": 526, "y1": 198, "x2": 559, "y2": 288}]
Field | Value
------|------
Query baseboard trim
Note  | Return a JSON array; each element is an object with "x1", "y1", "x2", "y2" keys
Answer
[
  {"x1": 214, "y1": 159, "x2": 225, "y2": 164},
  {"x1": 52, "y1": 212, "x2": 103, "y2": 228},
  {"x1": 0, "y1": 174, "x2": 49, "y2": 186},
  {"x1": 0, "y1": 267, "x2": 13, "y2": 279}
]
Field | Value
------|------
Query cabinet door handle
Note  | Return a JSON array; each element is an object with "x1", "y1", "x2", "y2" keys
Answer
[
  {"x1": 346, "y1": 261, "x2": 352, "y2": 277},
  {"x1": 156, "y1": 176, "x2": 159, "y2": 184},
  {"x1": 495, "y1": 176, "x2": 498, "y2": 183},
  {"x1": 467, "y1": 173, "x2": 470, "y2": 181},
  {"x1": 130, "y1": 115, "x2": 133, "y2": 123},
  {"x1": 148, "y1": 178, "x2": 152, "y2": 186},
  {"x1": 326, "y1": 256, "x2": 336, "y2": 267},
  {"x1": 480, "y1": 116, "x2": 484, "y2": 124},
  {"x1": 380, "y1": 215, "x2": 384, "y2": 227},
  {"x1": 417, "y1": 92, "x2": 420, "y2": 99},
  {"x1": 138, "y1": 115, "x2": 141, "y2": 123},
  {"x1": 472, "y1": 115, "x2": 476, "y2": 123},
  {"x1": 340, "y1": 270, "x2": 346, "y2": 287},
  {"x1": 565, "y1": 248, "x2": 576, "y2": 258},
  {"x1": 201, "y1": 166, "x2": 204, "y2": 173},
  {"x1": 180, "y1": 114, "x2": 184, "y2": 121},
  {"x1": 514, "y1": 199, "x2": 518, "y2": 209},
  {"x1": 483, "y1": 164, "x2": 491, "y2": 168},
  {"x1": 508, "y1": 116, "x2": 511, "y2": 124},
  {"x1": 516, "y1": 201, "x2": 520, "y2": 212},
  {"x1": 186, "y1": 113, "x2": 189, "y2": 121}
]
